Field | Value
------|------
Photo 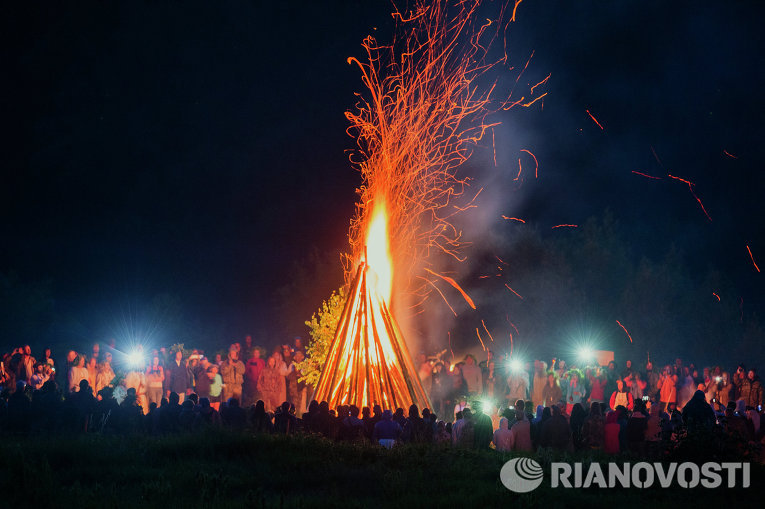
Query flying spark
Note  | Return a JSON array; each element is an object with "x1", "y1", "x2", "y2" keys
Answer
[
  {"x1": 504, "y1": 283, "x2": 524, "y2": 299},
  {"x1": 615, "y1": 320, "x2": 633, "y2": 343},
  {"x1": 631, "y1": 170, "x2": 662, "y2": 180},
  {"x1": 667, "y1": 174, "x2": 712, "y2": 222},
  {"x1": 520, "y1": 149, "x2": 539, "y2": 178},
  {"x1": 746, "y1": 245, "x2": 761, "y2": 272},
  {"x1": 585, "y1": 109, "x2": 604, "y2": 130}
]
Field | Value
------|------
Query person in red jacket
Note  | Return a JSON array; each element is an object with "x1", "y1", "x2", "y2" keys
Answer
[
  {"x1": 588, "y1": 368, "x2": 606, "y2": 405},
  {"x1": 243, "y1": 348, "x2": 265, "y2": 406},
  {"x1": 609, "y1": 378, "x2": 634, "y2": 411}
]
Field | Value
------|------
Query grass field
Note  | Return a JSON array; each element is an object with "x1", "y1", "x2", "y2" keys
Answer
[{"x1": 1, "y1": 431, "x2": 762, "y2": 508}]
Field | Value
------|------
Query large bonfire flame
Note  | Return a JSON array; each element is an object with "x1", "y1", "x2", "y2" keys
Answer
[
  {"x1": 314, "y1": 200, "x2": 430, "y2": 410},
  {"x1": 314, "y1": 0, "x2": 537, "y2": 409}
]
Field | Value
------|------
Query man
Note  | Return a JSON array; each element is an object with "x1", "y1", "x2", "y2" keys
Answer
[
  {"x1": 461, "y1": 355, "x2": 482, "y2": 395},
  {"x1": 657, "y1": 365, "x2": 677, "y2": 414},
  {"x1": 243, "y1": 335, "x2": 254, "y2": 360},
  {"x1": 220, "y1": 348, "x2": 245, "y2": 402},
  {"x1": 479, "y1": 350, "x2": 494, "y2": 391},
  {"x1": 645, "y1": 361, "x2": 660, "y2": 400},
  {"x1": 472, "y1": 403, "x2": 494, "y2": 449},
  {"x1": 165, "y1": 350, "x2": 192, "y2": 403},
  {"x1": 745, "y1": 368, "x2": 763, "y2": 409},
  {"x1": 18, "y1": 345, "x2": 36, "y2": 384},
  {"x1": 30, "y1": 363, "x2": 49, "y2": 390}
]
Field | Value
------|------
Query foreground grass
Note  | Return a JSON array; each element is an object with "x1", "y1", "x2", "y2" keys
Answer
[{"x1": 1, "y1": 431, "x2": 763, "y2": 508}]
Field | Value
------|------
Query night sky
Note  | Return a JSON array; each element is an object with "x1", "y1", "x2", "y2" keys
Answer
[{"x1": 3, "y1": 1, "x2": 763, "y2": 362}]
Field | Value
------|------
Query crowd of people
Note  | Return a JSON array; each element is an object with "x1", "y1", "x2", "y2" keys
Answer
[{"x1": 1, "y1": 340, "x2": 763, "y2": 460}]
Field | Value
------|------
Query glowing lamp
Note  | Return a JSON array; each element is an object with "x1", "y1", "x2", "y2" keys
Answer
[
  {"x1": 127, "y1": 350, "x2": 144, "y2": 368},
  {"x1": 508, "y1": 359, "x2": 523, "y2": 372},
  {"x1": 577, "y1": 347, "x2": 594, "y2": 364}
]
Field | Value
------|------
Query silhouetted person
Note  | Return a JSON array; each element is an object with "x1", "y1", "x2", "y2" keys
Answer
[
  {"x1": 194, "y1": 397, "x2": 222, "y2": 429},
  {"x1": 372, "y1": 409, "x2": 402, "y2": 448},
  {"x1": 274, "y1": 401, "x2": 298, "y2": 434},
  {"x1": 6, "y1": 381, "x2": 31, "y2": 433},
  {"x1": 220, "y1": 397, "x2": 246, "y2": 430},
  {"x1": 249, "y1": 400, "x2": 273, "y2": 433},
  {"x1": 159, "y1": 391, "x2": 182, "y2": 433},
  {"x1": 178, "y1": 399, "x2": 196, "y2": 432},
  {"x1": 540, "y1": 405, "x2": 571, "y2": 450}
]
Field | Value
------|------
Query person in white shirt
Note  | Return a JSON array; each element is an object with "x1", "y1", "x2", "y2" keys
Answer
[
  {"x1": 68, "y1": 355, "x2": 89, "y2": 392},
  {"x1": 461, "y1": 355, "x2": 482, "y2": 395}
]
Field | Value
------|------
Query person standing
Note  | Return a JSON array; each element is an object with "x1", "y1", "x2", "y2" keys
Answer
[
  {"x1": 220, "y1": 348, "x2": 245, "y2": 402},
  {"x1": 531, "y1": 361, "x2": 548, "y2": 407},
  {"x1": 95, "y1": 353, "x2": 115, "y2": 394},
  {"x1": 243, "y1": 348, "x2": 265, "y2": 406},
  {"x1": 165, "y1": 350, "x2": 192, "y2": 403},
  {"x1": 658, "y1": 365, "x2": 678, "y2": 414},
  {"x1": 542, "y1": 372, "x2": 562, "y2": 408},
  {"x1": 68, "y1": 355, "x2": 89, "y2": 392},
  {"x1": 609, "y1": 379, "x2": 634, "y2": 411},
  {"x1": 566, "y1": 371, "x2": 584, "y2": 415},
  {"x1": 145, "y1": 356, "x2": 165, "y2": 409},
  {"x1": 258, "y1": 356, "x2": 285, "y2": 412}
]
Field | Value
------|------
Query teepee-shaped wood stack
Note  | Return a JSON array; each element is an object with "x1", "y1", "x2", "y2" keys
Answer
[{"x1": 314, "y1": 262, "x2": 431, "y2": 411}]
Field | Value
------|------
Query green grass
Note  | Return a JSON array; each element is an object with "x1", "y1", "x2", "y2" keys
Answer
[{"x1": 1, "y1": 431, "x2": 763, "y2": 508}]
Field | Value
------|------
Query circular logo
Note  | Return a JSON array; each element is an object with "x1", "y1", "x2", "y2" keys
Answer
[{"x1": 500, "y1": 457, "x2": 544, "y2": 493}]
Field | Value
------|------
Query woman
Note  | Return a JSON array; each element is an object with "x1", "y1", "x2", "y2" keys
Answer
[
  {"x1": 604, "y1": 410, "x2": 621, "y2": 454},
  {"x1": 542, "y1": 372, "x2": 563, "y2": 408},
  {"x1": 257, "y1": 356, "x2": 285, "y2": 412},
  {"x1": 250, "y1": 400, "x2": 273, "y2": 433},
  {"x1": 569, "y1": 402, "x2": 586, "y2": 450},
  {"x1": 609, "y1": 378, "x2": 634, "y2": 411},
  {"x1": 588, "y1": 368, "x2": 606, "y2": 405},
  {"x1": 493, "y1": 417, "x2": 513, "y2": 451},
  {"x1": 630, "y1": 371, "x2": 646, "y2": 401},
  {"x1": 95, "y1": 355, "x2": 115, "y2": 394},
  {"x1": 146, "y1": 356, "x2": 165, "y2": 408},
  {"x1": 68, "y1": 355, "x2": 89, "y2": 392},
  {"x1": 581, "y1": 401, "x2": 605, "y2": 450},
  {"x1": 566, "y1": 371, "x2": 584, "y2": 415},
  {"x1": 87, "y1": 356, "x2": 99, "y2": 391}
]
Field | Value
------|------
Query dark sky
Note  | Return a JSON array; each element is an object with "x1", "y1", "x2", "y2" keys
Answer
[{"x1": 2, "y1": 1, "x2": 763, "y2": 356}]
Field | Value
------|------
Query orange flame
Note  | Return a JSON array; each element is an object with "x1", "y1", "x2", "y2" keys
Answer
[{"x1": 365, "y1": 200, "x2": 394, "y2": 302}]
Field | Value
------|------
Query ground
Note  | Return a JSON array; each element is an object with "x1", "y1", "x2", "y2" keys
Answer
[{"x1": 1, "y1": 432, "x2": 762, "y2": 508}]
